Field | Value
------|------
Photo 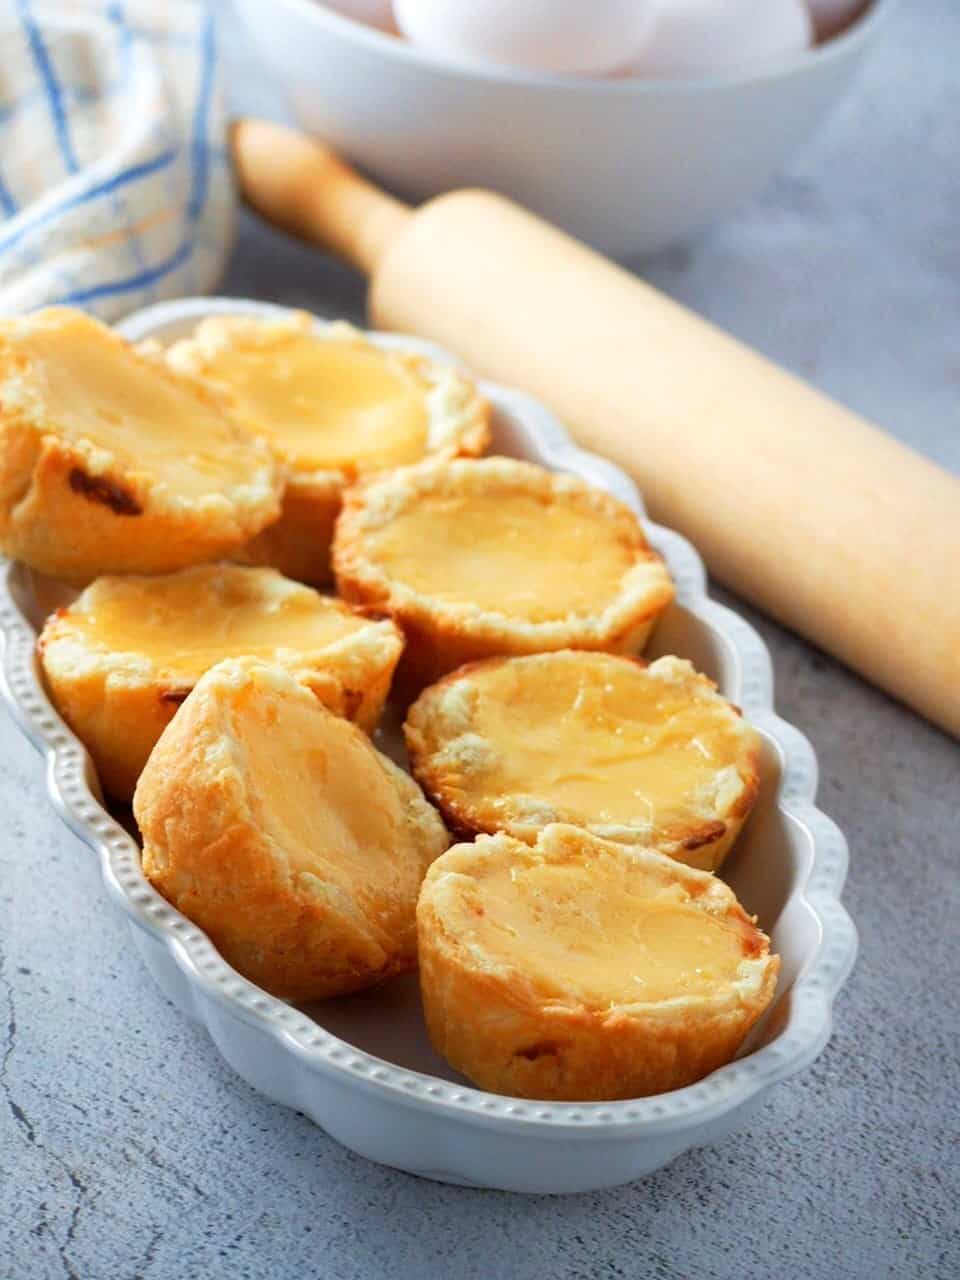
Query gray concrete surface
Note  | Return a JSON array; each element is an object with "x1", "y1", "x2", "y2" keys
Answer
[{"x1": 2, "y1": 2, "x2": 958, "y2": 1277}]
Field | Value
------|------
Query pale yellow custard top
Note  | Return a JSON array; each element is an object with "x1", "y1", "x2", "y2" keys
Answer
[
  {"x1": 7, "y1": 310, "x2": 259, "y2": 502},
  {"x1": 68, "y1": 565, "x2": 368, "y2": 681},
  {"x1": 367, "y1": 491, "x2": 636, "y2": 621},
  {"x1": 459, "y1": 652, "x2": 747, "y2": 829},
  {"x1": 166, "y1": 317, "x2": 448, "y2": 478},
  {"x1": 172, "y1": 324, "x2": 431, "y2": 473},
  {"x1": 432, "y1": 835, "x2": 755, "y2": 1008}
]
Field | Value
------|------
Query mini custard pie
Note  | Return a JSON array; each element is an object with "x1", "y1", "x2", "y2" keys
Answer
[
  {"x1": 406, "y1": 651, "x2": 760, "y2": 871},
  {"x1": 39, "y1": 564, "x2": 403, "y2": 802},
  {"x1": 0, "y1": 308, "x2": 281, "y2": 584},
  {"x1": 333, "y1": 456, "x2": 674, "y2": 691},
  {"x1": 165, "y1": 312, "x2": 490, "y2": 586},
  {"x1": 134, "y1": 658, "x2": 449, "y2": 1001},
  {"x1": 417, "y1": 824, "x2": 779, "y2": 1101}
]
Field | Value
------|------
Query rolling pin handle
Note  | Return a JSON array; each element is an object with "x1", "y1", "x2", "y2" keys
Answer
[{"x1": 230, "y1": 118, "x2": 411, "y2": 276}]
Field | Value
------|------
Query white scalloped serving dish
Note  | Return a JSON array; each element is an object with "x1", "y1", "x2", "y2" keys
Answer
[{"x1": 0, "y1": 298, "x2": 857, "y2": 1194}]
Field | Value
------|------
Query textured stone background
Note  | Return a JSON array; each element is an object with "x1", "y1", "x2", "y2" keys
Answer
[{"x1": 2, "y1": 2, "x2": 958, "y2": 1277}]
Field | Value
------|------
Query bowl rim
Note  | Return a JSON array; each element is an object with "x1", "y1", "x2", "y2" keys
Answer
[
  {"x1": 0, "y1": 296, "x2": 858, "y2": 1138},
  {"x1": 260, "y1": 0, "x2": 897, "y2": 93}
]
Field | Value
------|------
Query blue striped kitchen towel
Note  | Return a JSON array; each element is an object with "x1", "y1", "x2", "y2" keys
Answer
[{"x1": 0, "y1": 0, "x2": 232, "y2": 321}]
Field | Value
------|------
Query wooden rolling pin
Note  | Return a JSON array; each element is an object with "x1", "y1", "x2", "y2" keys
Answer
[{"x1": 232, "y1": 119, "x2": 960, "y2": 738}]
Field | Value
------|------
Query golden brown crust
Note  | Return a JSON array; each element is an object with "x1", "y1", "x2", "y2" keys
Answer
[
  {"x1": 417, "y1": 825, "x2": 779, "y2": 1101},
  {"x1": 238, "y1": 473, "x2": 342, "y2": 587},
  {"x1": 0, "y1": 309, "x2": 281, "y2": 585},
  {"x1": 405, "y1": 652, "x2": 761, "y2": 871},
  {"x1": 39, "y1": 564, "x2": 403, "y2": 801},
  {"x1": 134, "y1": 658, "x2": 448, "y2": 1002},
  {"x1": 333, "y1": 456, "x2": 675, "y2": 694},
  {"x1": 166, "y1": 314, "x2": 491, "y2": 587}
]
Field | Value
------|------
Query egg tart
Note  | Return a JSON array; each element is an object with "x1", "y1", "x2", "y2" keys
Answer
[
  {"x1": 417, "y1": 824, "x2": 779, "y2": 1101},
  {"x1": 0, "y1": 308, "x2": 281, "y2": 584},
  {"x1": 39, "y1": 564, "x2": 403, "y2": 801},
  {"x1": 134, "y1": 658, "x2": 449, "y2": 1001},
  {"x1": 406, "y1": 651, "x2": 760, "y2": 871},
  {"x1": 165, "y1": 312, "x2": 490, "y2": 586},
  {"x1": 334, "y1": 456, "x2": 674, "y2": 692}
]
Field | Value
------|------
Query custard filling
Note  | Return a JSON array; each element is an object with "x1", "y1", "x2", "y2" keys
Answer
[
  {"x1": 443, "y1": 852, "x2": 749, "y2": 1007},
  {"x1": 193, "y1": 331, "x2": 430, "y2": 472},
  {"x1": 13, "y1": 312, "x2": 257, "y2": 500},
  {"x1": 459, "y1": 655, "x2": 744, "y2": 830},
  {"x1": 369, "y1": 492, "x2": 634, "y2": 621},
  {"x1": 233, "y1": 675, "x2": 421, "y2": 914},
  {"x1": 74, "y1": 569, "x2": 366, "y2": 680}
]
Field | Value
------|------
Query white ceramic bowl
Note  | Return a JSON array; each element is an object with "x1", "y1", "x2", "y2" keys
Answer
[
  {"x1": 0, "y1": 298, "x2": 857, "y2": 1194},
  {"x1": 230, "y1": 0, "x2": 893, "y2": 257}
]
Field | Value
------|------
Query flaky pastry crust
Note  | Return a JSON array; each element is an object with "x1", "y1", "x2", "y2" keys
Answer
[
  {"x1": 134, "y1": 659, "x2": 448, "y2": 1001},
  {"x1": 417, "y1": 825, "x2": 779, "y2": 1101},
  {"x1": 0, "y1": 308, "x2": 281, "y2": 585},
  {"x1": 166, "y1": 313, "x2": 490, "y2": 586},
  {"x1": 405, "y1": 652, "x2": 761, "y2": 871},
  {"x1": 39, "y1": 564, "x2": 403, "y2": 801},
  {"x1": 333, "y1": 456, "x2": 675, "y2": 693}
]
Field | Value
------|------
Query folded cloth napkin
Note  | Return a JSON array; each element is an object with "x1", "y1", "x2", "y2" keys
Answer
[{"x1": 0, "y1": 0, "x2": 232, "y2": 321}]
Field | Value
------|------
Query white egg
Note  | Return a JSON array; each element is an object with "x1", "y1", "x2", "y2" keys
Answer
[
  {"x1": 630, "y1": 0, "x2": 812, "y2": 78},
  {"x1": 324, "y1": 0, "x2": 396, "y2": 32},
  {"x1": 807, "y1": 0, "x2": 867, "y2": 40},
  {"x1": 394, "y1": 0, "x2": 659, "y2": 77}
]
